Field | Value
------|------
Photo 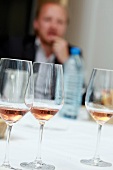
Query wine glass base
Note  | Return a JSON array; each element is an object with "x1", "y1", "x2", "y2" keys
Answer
[
  {"x1": 80, "y1": 158, "x2": 112, "y2": 167},
  {"x1": 20, "y1": 162, "x2": 55, "y2": 170},
  {"x1": 0, "y1": 164, "x2": 22, "y2": 170}
]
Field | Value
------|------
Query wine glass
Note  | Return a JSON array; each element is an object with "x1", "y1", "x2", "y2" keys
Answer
[
  {"x1": 20, "y1": 62, "x2": 64, "y2": 170},
  {"x1": 0, "y1": 58, "x2": 33, "y2": 169},
  {"x1": 80, "y1": 68, "x2": 113, "y2": 167}
]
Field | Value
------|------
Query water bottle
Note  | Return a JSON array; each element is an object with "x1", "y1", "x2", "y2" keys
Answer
[{"x1": 60, "y1": 47, "x2": 84, "y2": 119}]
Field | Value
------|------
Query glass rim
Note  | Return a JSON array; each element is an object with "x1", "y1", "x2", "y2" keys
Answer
[
  {"x1": 33, "y1": 61, "x2": 54, "y2": 65},
  {"x1": 33, "y1": 62, "x2": 62, "y2": 67},
  {"x1": 93, "y1": 67, "x2": 113, "y2": 72},
  {"x1": 1, "y1": 58, "x2": 32, "y2": 63}
]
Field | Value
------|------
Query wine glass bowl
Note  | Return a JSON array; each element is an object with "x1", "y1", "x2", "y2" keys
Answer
[
  {"x1": 0, "y1": 58, "x2": 33, "y2": 169},
  {"x1": 20, "y1": 62, "x2": 64, "y2": 170},
  {"x1": 80, "y1": 68, "x2": 113, "y2": 167}
]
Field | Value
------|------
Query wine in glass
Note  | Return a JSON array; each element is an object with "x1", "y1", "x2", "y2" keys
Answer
[
  {"x1": 80, "y1": 68, "x2": 113, "y2": 167},
  {"x1": 0, "y1": 58, "x2": 33, "y2": 169},
  {"x1": 20, "y1": 62, "x2": 64, "y2": 170}
]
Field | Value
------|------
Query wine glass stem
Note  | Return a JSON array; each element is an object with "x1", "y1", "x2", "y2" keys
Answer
[
  {"x1": 93, "y1": 124, "x2": 102, "y2": 161},
  {"x1": 3, "y1": 124, "x2": 13, "y2": 166},
  {"x1": 35, "y1": 121, "x2": 45, "y2": 164}
]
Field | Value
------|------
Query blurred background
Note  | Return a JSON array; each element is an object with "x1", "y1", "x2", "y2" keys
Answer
[{"x1": 0, "y1": 0, "x2": 113, "y2": 84}]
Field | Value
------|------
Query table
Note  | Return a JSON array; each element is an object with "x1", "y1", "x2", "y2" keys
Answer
[{"x1": 0, "y1": 107, "x2": 113, "y2": 170}]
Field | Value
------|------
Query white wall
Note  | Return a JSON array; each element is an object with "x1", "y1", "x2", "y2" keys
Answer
[{"x1": 66, "y1": 0, "x2": 113, "y2": 84}]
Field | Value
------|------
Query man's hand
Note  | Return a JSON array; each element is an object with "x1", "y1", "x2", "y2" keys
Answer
[{"x1": 52, "y1": 37, "x2": 69, "y2": 64}]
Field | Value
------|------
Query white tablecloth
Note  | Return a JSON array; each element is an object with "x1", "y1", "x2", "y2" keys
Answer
[{"x1": 0, "y1": 107, "x2": 113, "y2": 170}]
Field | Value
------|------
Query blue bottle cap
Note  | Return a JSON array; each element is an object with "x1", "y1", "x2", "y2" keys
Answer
[{"x1": 70, "y1": 47, "x2": 80, "y2": 55}]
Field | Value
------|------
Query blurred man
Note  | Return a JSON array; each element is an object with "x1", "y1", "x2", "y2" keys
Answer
[
  {"x1": 0, "y1": 2, "x2": 70, "y2": 64},
  {"x1": 0, "y1": 2, "x2": 85, "y2": 104}
]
